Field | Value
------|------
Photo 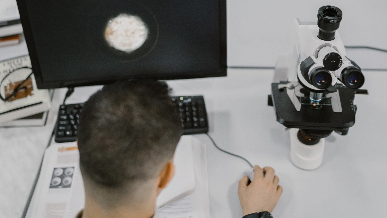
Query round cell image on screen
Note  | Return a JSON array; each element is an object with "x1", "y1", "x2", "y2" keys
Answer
[
  {"x1": 49, "y1": 167, "x2": 75, "y2": 189},
  {"x1": 105, "y1": 14, "x2": 149, "y2": 53},
  {"x1": 87, "y1": 0, "x2": 159, "y2": 63}
]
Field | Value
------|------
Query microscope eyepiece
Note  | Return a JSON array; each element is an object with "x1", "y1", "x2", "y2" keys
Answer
[
  {"x1": 317, "y1": 5, "x2": 342, "y2": 41},
  {"x1": 309, "y1": 67, "x2": 332, "y2": 89},
  {"x1": 341, "y1": 67, "x2": 365, "y2": 89}
]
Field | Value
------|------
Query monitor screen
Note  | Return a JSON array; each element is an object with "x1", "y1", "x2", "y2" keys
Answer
[{"x1": 16, "y1": 0, "x2": 227, "y2": 89}]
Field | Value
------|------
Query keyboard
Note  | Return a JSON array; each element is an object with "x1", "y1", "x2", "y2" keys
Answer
[{"x1": 54, "y1": 95, "x2": 209, "y2": 143}]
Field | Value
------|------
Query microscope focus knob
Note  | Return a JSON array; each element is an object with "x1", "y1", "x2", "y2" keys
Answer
[{"x1": 323, "y1": 52, "x2": 342, "y2": 71}]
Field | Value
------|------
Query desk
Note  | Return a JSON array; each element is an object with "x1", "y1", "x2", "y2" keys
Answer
[{"x1": 1, "y1": 69, "x2": 386, "y2": 218}]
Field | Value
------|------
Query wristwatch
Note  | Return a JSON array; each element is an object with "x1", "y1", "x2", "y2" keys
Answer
[{"x1": 258, "y1": 211, "x2": 273, "y2": 218}]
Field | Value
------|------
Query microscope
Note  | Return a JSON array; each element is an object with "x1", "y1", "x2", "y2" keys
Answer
[{"x1": 269, "y1": 6, "x2": 367, "y2": 170}]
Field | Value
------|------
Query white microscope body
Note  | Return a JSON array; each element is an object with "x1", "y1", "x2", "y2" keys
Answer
[{"x1": 272, "y1": 6, "x2": 366, "y2": 170}]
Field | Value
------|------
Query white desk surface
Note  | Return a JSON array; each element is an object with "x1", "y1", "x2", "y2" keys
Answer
[{"x1": 1, "y1": 69, "x2": 386, "y2": 218}]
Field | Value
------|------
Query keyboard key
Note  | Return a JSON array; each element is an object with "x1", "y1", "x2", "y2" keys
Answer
[
  {"x1": 59, "y1": 110, "x2": 66, "y2": 115},
  {"x1": 193, "y1": 122, "x2": 199, "y2": 128},
  {"x1": 192, "y1": 111, "x2": 198, "y2": 117},
  {"x1": 58, "y1": 126, "x2": 66, "y2": 130},
  {"x1": 65, "y1": 125, "x2": 71, "y2": 131},
  {"x1": 59, "y1": 115, "x2": 67, "y2": 120},
  {"x1": 59, "y1": 121, "x2": 68, "y2": 125},
  {"x1": 69, "y1": 115, "x2": 75, "y2": 120},
  {"x1": 57, "y1": 131, "x2": 65, "y2": 137},
  {"x1": 65, "y1": 131, "x2": 73, "y2": 136}
]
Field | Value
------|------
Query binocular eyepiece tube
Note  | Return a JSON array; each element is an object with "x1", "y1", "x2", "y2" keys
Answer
[
  {"x1": 340, "y1": 66, "x2": 365, "y2": 89},
  {"x1": 317, "y1": 5, "x2": 342, "y2": 41}
]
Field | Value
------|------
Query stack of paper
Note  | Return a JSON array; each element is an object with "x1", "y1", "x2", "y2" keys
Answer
[
  {"x1": 0, "y1": 0, "x2": 23, "y2": 38},
  {"x1": 0, "y1": 56, "x2": 51, "y2": 124}
]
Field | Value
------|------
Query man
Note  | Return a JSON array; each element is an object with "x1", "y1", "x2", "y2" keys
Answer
[{"x1": 77, "y1": 80, "x2": 283, "y2": 218}]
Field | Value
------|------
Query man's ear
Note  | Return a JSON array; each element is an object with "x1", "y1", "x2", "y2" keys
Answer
[{"x1": 158, "y1": 161, "x2": 175, "y2": 189}]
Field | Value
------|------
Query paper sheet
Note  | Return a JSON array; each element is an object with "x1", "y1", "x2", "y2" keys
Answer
[{"x1": 158, "y1": 137, "x2": 210, "y2": 218}]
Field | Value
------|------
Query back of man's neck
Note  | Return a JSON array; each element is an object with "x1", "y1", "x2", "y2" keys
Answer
[
  {"x1": 82, "y1": 207, "x2": 155, "y2": 218},
  {"x1": 82, "y1": 199, "x2": 155, "y2": 218}
]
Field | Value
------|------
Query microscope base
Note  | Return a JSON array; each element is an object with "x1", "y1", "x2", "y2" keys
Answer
[{"x1": 289, "y1": 128, "x2": 325, "y2": 170}]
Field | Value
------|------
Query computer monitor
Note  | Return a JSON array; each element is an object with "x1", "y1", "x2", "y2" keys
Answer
[{"x1": 16, "y1": 0, "x2": 227, "y2": 89}]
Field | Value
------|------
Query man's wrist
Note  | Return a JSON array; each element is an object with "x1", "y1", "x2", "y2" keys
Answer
[{"x1": 242, "y1": 211, "x2": 273, "y2": 218}]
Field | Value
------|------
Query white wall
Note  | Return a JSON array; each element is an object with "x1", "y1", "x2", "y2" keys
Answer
[{"x1": 227, "y1": 0, "x2": 387, "y2": 70}]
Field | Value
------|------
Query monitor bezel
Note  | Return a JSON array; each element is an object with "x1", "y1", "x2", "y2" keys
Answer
[{"x1": 16, "y1": 0, "x2": 227, "y2": 89}]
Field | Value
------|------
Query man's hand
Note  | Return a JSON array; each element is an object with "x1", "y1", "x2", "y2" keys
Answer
[{"x1": 238, "y1": 165, "x2": 283, "y2": 216}]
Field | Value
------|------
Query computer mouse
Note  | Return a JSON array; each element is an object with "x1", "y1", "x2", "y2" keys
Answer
[
  {"x1": 245, "y1": 168, "x2": 255, "y2": 182},
  {"x1": 244, "y1": 167, "x2": 265, "y2": 185}
]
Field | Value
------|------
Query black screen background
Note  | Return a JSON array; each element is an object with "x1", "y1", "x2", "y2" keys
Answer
[{"x1": 23, "y1": 0, "x2": 222, "y2": 85}]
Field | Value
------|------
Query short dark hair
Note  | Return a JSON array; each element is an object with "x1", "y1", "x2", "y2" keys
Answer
[{"x1": 78, "y1": 80, "x2": 183, "y2": 189}]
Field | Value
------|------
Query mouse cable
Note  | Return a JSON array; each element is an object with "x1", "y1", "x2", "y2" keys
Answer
[{"x1": 205, "y1": 133, "x2": 253, "y2": 168}]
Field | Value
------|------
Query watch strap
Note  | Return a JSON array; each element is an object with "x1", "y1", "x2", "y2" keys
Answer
[{"x1": 258, "y1": 211, "x2": 273, "y2": 218}]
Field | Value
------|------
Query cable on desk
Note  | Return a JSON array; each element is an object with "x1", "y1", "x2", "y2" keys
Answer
[
  {"x1": 345, "y1": 45, "x2": 387, "y2": 53},
  {"x1": 63, "y1": 87, "x2": 75, "y2": 104},
  {"x1": 21, "y1": 127, "x2": 55, "y2": 218},
  {"x1": 205, "y1": 133, "x2": 253, "y2": 168}
]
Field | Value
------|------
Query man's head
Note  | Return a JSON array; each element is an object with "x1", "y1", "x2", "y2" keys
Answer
[{"x1": 78, "y1": 80, "x2": 183, "y2": 210}]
